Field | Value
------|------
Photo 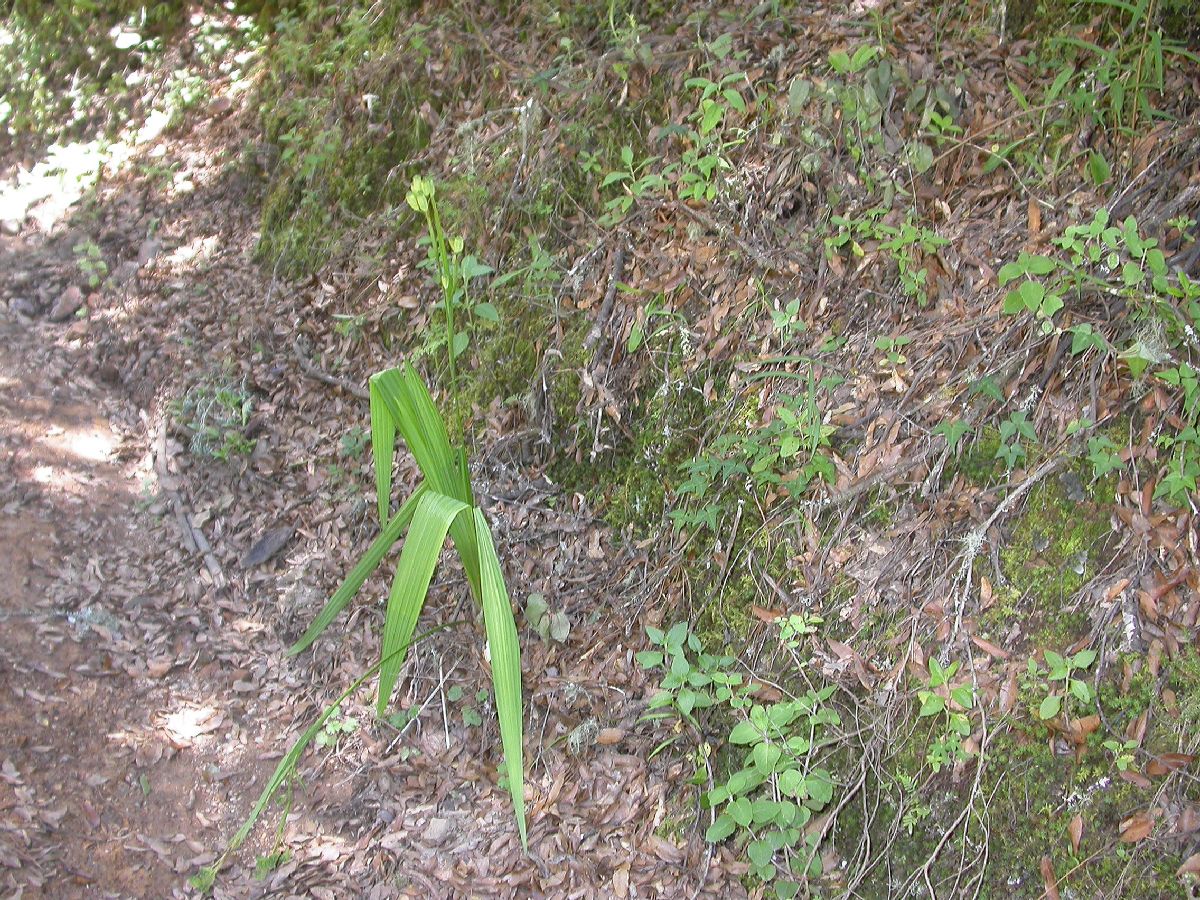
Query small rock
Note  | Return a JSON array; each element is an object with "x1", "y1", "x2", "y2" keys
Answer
[
  {"x1": 136, "y1": 237, "x2": 160, "y2": 267},
  {"x1": 49, "y1": 286, "x2": 83, "y2": 322},
  {"x1": 241, "y1": 525, "x2": 294, "y2": 568},
  {"x1": 113, "y1": 260, "x2": 141, "y2": 285},
  {"x1": 65, "y1": 320, "x2": 89, "y2": 339},
  {"x1": 10, "y1": 297, "x2": 39, "y2": 318},
  {"x1": 209, "y1": 96, "x2": 233, "y2": 117},
  {"x1": 421, "y1": 817, "x2": 454, "y2": 845},
  {"x1": 1, "y1": 218, "x2": 20, "y2": 236}
]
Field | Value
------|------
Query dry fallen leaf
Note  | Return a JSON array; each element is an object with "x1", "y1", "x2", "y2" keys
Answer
[
  {"x1": 1118, "y1": 813, "x2": 1154, "y2": 843},
  {"x1": 1068, "y1": 814, "x2": 1083, "y2": 855},
  {"x1": 1039, "y1": 856, "x2": 1059, "y2": 900},
  {"x1": 1176, "y1": 852, "x2": 1200, "y2": 877}
]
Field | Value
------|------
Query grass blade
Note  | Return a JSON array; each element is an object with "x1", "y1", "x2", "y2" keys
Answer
[
  {"x1": 473, "y1": 508, "x2": 527, "y2": 849},
  {"x1": 286, "y1": 483, "x2": 427, "y2": 656},
  {"x1": 195, "y1": 620, "x2": 466, "y2": 891},
  {"x1": 376, "y1": 489, "x2": 468, "y2": 715}
]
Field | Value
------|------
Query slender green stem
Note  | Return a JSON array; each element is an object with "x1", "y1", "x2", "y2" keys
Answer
[{"x1": 199, "y1": 620, "x2": 468, "y2": 889}]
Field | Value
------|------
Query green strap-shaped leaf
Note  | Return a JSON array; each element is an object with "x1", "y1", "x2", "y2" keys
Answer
[
  {"x1": 376, "y1": 489, "x2": 468, "y2": 716},
  {"x1": 473, "y1": 508, "x2": 527, "y2": 849},
  {"x1": 371, "y1": 366, "x2": 460, "y2": 497},
  {"x1": 371, "y1": 365, "x2": 482, "y2": 599},
  {"x1": 286, "y1": 483, "x2": 426, "y2": 656},
  {"x1": 370, "y1": 376, "x2": 397, "y2": 524}
]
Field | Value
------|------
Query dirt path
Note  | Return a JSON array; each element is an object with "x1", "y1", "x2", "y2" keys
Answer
[{"x1": 0, "y1": 274, "x2": 271, "y2": 897}]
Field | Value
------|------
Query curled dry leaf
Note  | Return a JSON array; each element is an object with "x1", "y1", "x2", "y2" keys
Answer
[
  {"x1": 1176, "y1": 853, "x2": 1200, "y2": 878},
  {"x1": 1118, "y1": 769, "x2": 1153, "y2": 789},
  {"x1": 1118, "y1": 813, "x2": 1154, "y2": 843}
]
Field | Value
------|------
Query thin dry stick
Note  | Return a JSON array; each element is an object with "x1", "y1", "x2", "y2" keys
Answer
[
  {"x1": 293, "y1": 336, "x2": 370, "y2": 400},
  {"x1": 583, "y1": 243, "x2": 627, "y2": 358}
]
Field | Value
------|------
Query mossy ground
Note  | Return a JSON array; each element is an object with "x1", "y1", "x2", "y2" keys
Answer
[{"x1": 986, "y1": 469, "x2": 1115, "y2": 650}]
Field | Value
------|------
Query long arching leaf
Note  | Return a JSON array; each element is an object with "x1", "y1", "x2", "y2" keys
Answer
[
  {"x1": 370, "y1": 365, "x2": 482, "y2": 596},
  {"x1": 473, "y1": 508, "x2": 527, "y2": 849},
  {"x1": 286, "y1": 483, "x2": 427, "y2": 656},
  {"x1": 376, "y1": 489, "x2": 468, "y2": 715},
  {"x1": 370, "y1": 376, "x2": 397, "y2": 524}
]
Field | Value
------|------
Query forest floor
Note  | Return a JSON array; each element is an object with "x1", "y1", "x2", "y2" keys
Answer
[
  {"x1": 2, "y1": 2, "x2": 1200, "y2": 898},
  {"x1": 0, "y1": 42, "x2": 707, "y2": 899}
]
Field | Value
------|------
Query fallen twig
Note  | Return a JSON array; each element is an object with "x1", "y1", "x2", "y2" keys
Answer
[
  {"x1": 292, "y1": 336, "x2": 369, "y2": 400},
  {"x1": 583, "y1": 243, "x2": 627, "y2": 358}
]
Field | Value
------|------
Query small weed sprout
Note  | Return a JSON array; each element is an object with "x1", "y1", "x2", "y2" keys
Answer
[
  {"x1": 72, "y1": 238, "x2": 107, "y2": 288},
  {"x1": 173, "y1": 375, "x2": 256, "y2": 461},
  {"x1": 915, "y1": 658, "x2": 975, "y2": 773},
  {"x1": 1030, "y1": 648, "x2": 1098, "y2": 723}
]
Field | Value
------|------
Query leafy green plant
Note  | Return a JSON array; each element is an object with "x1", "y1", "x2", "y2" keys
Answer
[
  {"x1": 769, "y1": 298, "x2": 806, "y2": 339},
  {"x1": 916, "y1": 658, "x2": 975, "y2": 773},
  {"x1": 826, "y1": 208, "x2": 947, "y2": 303},
  {"x1": 314, "y1": 706, "x2": 358, "y2": 747},
  {"x1": 1085, "y1": 434, "x2": 1124, "y2": 480},
  {"x1": 1030, "y1": 647, "x2": 1097, "y2": 722},
  {"x1": 173, "y1": 375, "x2": 256, "y2": 461},
  {"x1": 777, "y1": 612, "x2": 822, "y2": 651},
  {"x1": 1046, "y1": 0, "x2": 1200, "y2": 137},
  {"x1": 637, "y1": 622, "x2": 746, "y2": 725},
  {"x1": 73, "y1": 238, "x2": 107, "y2": 288},
  {"x1": 333, "y1": 312, "x2": 367, "y2": 342},
  {"x1": 1154, "y1": 363, "x2": 1200, "y2": 503},
  {"x1": 524, "y1": 592, "x2": 570, "y2": 643},
  {"x1": 660, "y1": 71, "x2": 751, "y2": 204},
  {"x1": 195, "y1": 362, "x2": 529, "y2": 893},
  {"x1": 1102, "y1": 737, "x2": 1138, "y2": 772},
  {"x1": 705, "y1": 690, "x2": 840, "y2": 895},
  {"x1": 447, "y1": 685, "x2": 488, "y2": 729},
  {"x1": 339, "y1": 425, "x2": 369, "y2": 460},
  {"x1": 598, "y1": 145, "x2": 667, "y2": 226},
  {"x1": 933, "y1": 418, "x2": 971, "y2": 452},
  {"x1": 406, "y1": 176, "x2": 497, "y2": 381},
  {"x1": 671, "y1": 372, "x2": 839, "y2": 534},
  {"x1": 996, "y1": 209, "x2": 1200, "y2": 503},
  {"x1": 874, "y1": 335, "x2": 911, "y2": 367},
  {"x1": 253, "y1": 850, "x2": 291, "y2": 880},
  {"x1": 638, "y1": 623, "x2": 840, "y2": 897},
  {"x1": 684, "y1": 72, "x2": 748, "y2": 137},
  {"x1": 996, "y1": 410, "x2": 1037, "y2": 469},
  {"x1": 894, "y1": 772, "x2": 931, "y2": 835}
]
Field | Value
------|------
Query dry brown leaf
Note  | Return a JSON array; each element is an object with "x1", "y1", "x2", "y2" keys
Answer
[
  {"x1": 969, "y1": 633, "x2": 1009, "y2": 660},
  {"x1": 612, "y1": 864, "x2": 630, "y2": 898},
  {"x1": 1039, "y1": 855, "x2": 1059, "y2": 900},
  {"x1": 1177, "y1": 853, "x2": 1200, "y2": 878},
  {"x1": 1118, "y1": 813, "x2": 1154, "y2": 842},
  {"x1": 1068, "y1": 814, "x2": 1083, "y2": 854},
  {"x1": 1118, "y1": 769, "x2": 1153, "y2": 789},
  {"x1": 1127, "y1": 709, "x2": 1149, "y2": 744},
  {"x1": 1178, "y1": 805, "x2": 1200, "y2": 834}
]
